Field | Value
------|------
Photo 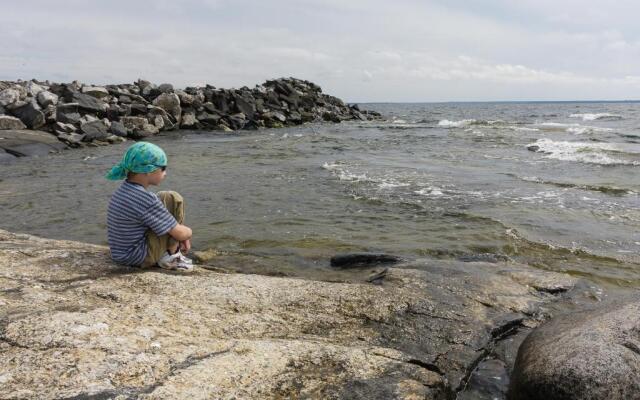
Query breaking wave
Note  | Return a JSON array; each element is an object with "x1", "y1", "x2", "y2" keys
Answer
[
  {"x1": 569, "y1": 113, "x2": 623, "y2": 121},
  {"x1": 526, "y1": 138, "x2": 640, "y2": 166}
]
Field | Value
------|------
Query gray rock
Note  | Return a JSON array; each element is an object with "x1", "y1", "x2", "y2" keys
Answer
[
  {"x1": 152, "y1": 93, "x2": 181, "y2": 122},
  {"x1": 151, "y1": 114, "x2": 164, "y2": 130},
  {"x1": 56, "y1": 103, "x2": 82, "y2": 125},
  {"x1": 80, "y1": 120, "x2": 110, "y2": 142},
  {"x1": 0, "y1": 104, "x2": 5, "y2": 115},
  {"x1": 0, "y1": 115, "x2": 27, "y2": 130},
  {"x1": 234, "y1": 94, "x2": 256, "y2": 119},
  {"x1": 176, "y1": 90, "x2": 194, "y2": 105},
  {"x1": 109, "y1": 121, "x2": 127, "y2": 137},
  {"x1": 81, "y1": 86, "x2": 109, "y2": 99},
  {"x1": 128, "y1": 103, "x2": 147, "y2": 116},
  {"x1": 0, "y1": 89, "x2": 20, "y2": 107},
  {"x1": 132, "y1": 123, "x2": 159, "y2": 138},
  {"x1": 180, "y1": 112, "x2": 198, "y2": 128},
  {"x1": 509, "y1": 299, "x2": 640, "y2": 400},
  {"x1": 0, "y1": 148, "x2": 17, "y2": 163},
  {"x1": 0, "y1": 230, "x2": 583, "y2": 400},
  {"x1": 53, "y1": 122, "x2": 77, "y2": 135},
  {"x1": 12, "y1": 101, "x2": 45, "y2": 129},
  {"x1": 226, "y1": 113, "x2": 247, "y2": 130},
  {"x1": 157, "y1": 83, "x2": 174, "y2": 93},
  {"x1": 72, "y1": 92, "x2": 108, "y2": 113},
  {"x1": 37, "y1": 90, "x2": 58, "y2": 107},
  {"x1": 25, "y1": 81, "x2": 45, "y2": 97},
  {"x1": 57, "y1": 132, "x2": 85, "y2": 146},
  {"x1": 120, "y1": 116, "x2": 158, "y2": 138},
  {"x1": 120, "y1": 116, "x2": 147, "y2": 132}
]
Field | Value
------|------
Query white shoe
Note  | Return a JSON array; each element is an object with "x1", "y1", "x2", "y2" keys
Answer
[
  {"x1": 158, "y1": 251, "x2": 193, "y2": 271},
  {"x1": 178, "y1": 251, "x2": 193, "y2": 265}
]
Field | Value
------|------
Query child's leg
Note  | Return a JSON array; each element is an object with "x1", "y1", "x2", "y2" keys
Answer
[{"x1": 140, "y1": 191, "x2": 185, "y2": 268}]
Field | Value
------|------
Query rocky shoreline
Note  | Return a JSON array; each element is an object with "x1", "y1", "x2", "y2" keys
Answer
[
  {"x1": 0, "y1": 77, "x2": 380, "y2": 160},
  {"x1": 3, "y1": 229, "x2": 636, "y2": 399}
]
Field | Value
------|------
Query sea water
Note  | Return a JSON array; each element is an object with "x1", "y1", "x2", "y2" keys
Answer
[{"x1": 1, "y1": 102, "x2": 638, "y2": 289}]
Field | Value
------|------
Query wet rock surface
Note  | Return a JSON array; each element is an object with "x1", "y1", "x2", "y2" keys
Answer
[
  {"x1": 0, "y1": 78, "x2": 382, "y2": 155},
  {"x1": 0, "y1": 230, "x2": 586, "y2": 399},
  {"x1": 509, "y1": 298, "x2": 640, "y2": 400}
]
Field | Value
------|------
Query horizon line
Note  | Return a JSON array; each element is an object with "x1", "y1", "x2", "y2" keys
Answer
[{"x1": 350, "y1": 99, "x2": 640, "y2": 104}]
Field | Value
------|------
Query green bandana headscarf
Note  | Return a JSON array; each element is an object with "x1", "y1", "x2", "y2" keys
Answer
[{"x1": 105, "y1": 142, "x2": 167, "y2": 180}]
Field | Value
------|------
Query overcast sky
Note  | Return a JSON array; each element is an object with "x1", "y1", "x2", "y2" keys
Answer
[{"x1": 2, "y1": 0, "x2": 640, "y2": 102}]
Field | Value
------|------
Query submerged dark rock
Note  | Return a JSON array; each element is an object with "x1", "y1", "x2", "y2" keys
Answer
[{"x1": 330, "y1": 253, "x2": 403, "y2": 269}]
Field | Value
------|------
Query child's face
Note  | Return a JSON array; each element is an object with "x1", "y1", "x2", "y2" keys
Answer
[{"x1": 148, "y1": 167, "x2": 167, "y2": 186}]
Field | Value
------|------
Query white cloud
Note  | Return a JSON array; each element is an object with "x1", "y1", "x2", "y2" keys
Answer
[{"x1": 2, "y1": 0, "x2": 640, "y2": 101}]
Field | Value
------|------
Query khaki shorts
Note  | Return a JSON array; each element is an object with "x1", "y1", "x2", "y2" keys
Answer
[{"x1": 140, "y1": 191, "x2": 185, "y2": 268}]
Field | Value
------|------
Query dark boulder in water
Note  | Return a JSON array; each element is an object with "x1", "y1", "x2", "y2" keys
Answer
[
  {"x1": 526, "y1": 144, "x2": 540, "y2": 152},
  {"x1": 330, "y1": 253, "x2": 403, "y2": 269}
]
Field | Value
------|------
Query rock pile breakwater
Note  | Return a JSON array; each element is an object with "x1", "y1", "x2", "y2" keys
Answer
[{"x1": 0, "y1": 77, "x2": 380, "y2": 149}]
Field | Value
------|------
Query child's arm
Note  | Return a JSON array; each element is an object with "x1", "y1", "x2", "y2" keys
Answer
[{"x1": 169, "y1": 223, "x2": 192, "y2": 241}]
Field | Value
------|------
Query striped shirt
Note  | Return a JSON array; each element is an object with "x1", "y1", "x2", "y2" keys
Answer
[{"x1": 106, "y1": 181, "x2": 177, "y2": 265}]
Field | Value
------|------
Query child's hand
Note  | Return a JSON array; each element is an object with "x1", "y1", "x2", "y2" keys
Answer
[{"x1": 180, "y1": 239, "x2": 191, "y2": 253}]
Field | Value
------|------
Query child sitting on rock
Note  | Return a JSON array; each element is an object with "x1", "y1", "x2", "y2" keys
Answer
[{"x1": 105, "y1": 141, "x2": 193, "y2": 271}]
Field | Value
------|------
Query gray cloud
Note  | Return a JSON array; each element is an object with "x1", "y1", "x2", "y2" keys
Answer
[{"x1": 2, "y1": 0, "x2": 640, "y2": 101}]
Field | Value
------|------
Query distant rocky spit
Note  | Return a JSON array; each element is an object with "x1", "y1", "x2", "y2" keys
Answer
[{"x1": 0, "y1": 77, "x2": 380, "y2": 160}]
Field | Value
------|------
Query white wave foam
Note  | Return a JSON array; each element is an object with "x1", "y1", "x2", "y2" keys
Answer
[
  {"x1": 415, "y1": 186, "x2": 444, "y2": 196},
  {"x1": 537, "y1": 122, "x2": 613, "y2": 134},
  {"x1": 438, "y1": 119, "x2": 475, "y2": 128},
  {"x1": 379, "y1": 181, "x2": 410, "y2": 189},
  {"x1": 526, "y1": 138, "x2": 640, "y2": 166},
  {"x1": 569, "y1": 113, "x2": 623, "y2": 121},
  {"x1": 509, "y1": 126, "x2": 540, "y2": 132}
]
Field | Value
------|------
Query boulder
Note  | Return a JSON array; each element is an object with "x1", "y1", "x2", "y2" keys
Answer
[
  {"x1": 0, "y1": 115, "x2": 27, "y2": 130},
  {"x1": 0, "y1": 89, "x2": 20, "y2": 107},
  {"x1": 121, "y1": 116, "x2": 158, "y2": 138},
  {"x1": 176, "y1": 90, "x2": 194, "y2": 105},
  {"x1": 152, "y1": 93, "x2": 181, "y2": 122},
  {"x1": 180, "y1": 112, "x2": 198, "y2": 128},
  {"x1": 128, "y1": 103, "x2": 147, "y2": 116},
  {"x1": 131, "y1": 123, "x2": 159, "y2": 138},
  {"x1": 226, "y1": 113, "x2": 247, "y2": 130},
  {"x1": 81, "y1": 86, "x2": 109, "y2": 99},
  {"x1": 157, "y1": 83, "x2": 174, "y2": 93},
  {"x1": 120, "y1": 116, "x2": 147, "y2": 132},
  {"x1": 109, "y1": 121, "x2": 127, "y2": 137},
  {"x1": 72, "y1": 92, "x2": 108, "y2": 113},
  {"x1": 233, "y1": 94, "x2": 256, "y2": 119},
  {"x1": 53, "y1": 122, "x2": 77, "y2": 135},
  {"x1": 12, "y1": 101, "x2": 45, "y2": 129},
  {"x1": 80, "y1": 120, "x2": 110, "y2": 142},
  {"x1": 56, "y1": 103, "x2": 82, "y2": 125},
  {"x1": 57, "y1": 132, "x2": 85, "y2": 147},
  {"x1": 25, "y1": 81, "x2": 45, "y2": 97},
  {"x1": 0, "y1": 129, "x2": 66, "y2": 156},
  {"x1": 37, "y1": 90, "x2": 58, "y2": 107},
  {"x1": 509, "y1": 299, "x2": 640, "y2": 400}
]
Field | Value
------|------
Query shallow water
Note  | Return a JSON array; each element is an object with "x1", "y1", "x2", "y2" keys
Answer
[{"x1": 1, "y1": 102, "x2": 639, "y2": 289}]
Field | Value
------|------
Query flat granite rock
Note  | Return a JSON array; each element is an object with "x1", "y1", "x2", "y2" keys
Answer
[
  {"x1": 0, "y1": 230, "x2": 582, "y2": 400},
  {"x1": 0, "y1": 129, "x2": 66, "y2": 157}
]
